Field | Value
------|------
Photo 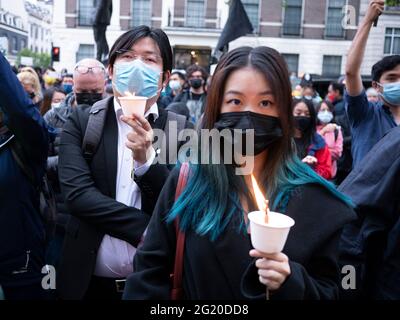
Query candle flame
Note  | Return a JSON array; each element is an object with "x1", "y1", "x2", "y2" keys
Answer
[
  {"x1": 251, "y1": 174, "x2": 269, "y2": 224},
  {"x1": 124, "y1": 91, "x2": 135, "y2": 97}
]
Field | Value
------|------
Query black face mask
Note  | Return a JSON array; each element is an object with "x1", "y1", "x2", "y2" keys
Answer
[
  {"x1": 189, "y1": 78, "x2": 203, "y2": 89},
  {"x1": 29, "y1": 92, "x2": 36, "y2": 99},
  {"x1": 75, "y1": 92, "x2": 103, "y2": 106},
  {"x1": 294, "y1": 116, "x2": 312, "y2": 132},
  {"x1": 214, "y1": 111, "x2": 283, "y2": 156}
]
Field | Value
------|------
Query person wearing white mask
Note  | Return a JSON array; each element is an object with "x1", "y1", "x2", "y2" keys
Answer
[
  {"x1": 159, "y1": 71, "x2": 186, "y2": 108},
  {"x1": 316, "y1": 100, "x2": 343, "y2": 180},
  {"x1": 56, "y1": 26, "x2": 193, "y2": 300}
]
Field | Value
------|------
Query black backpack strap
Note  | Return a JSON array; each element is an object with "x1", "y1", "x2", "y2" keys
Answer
[{"x1": 82, "y1": 98, "x2": 111, "y2": 162}]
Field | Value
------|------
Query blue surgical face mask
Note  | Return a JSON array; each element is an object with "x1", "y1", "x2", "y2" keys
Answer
[
  {"x1": 317, "y1": 110, "x2": 334, "y2": 124},
  {"x1": 113, "y1": 59, "x2": 161, "y2": 98},
  {"x1": 378, "y1": 81, "x2": 400, "y2": 106},
  {"x1": 63, "y1": 84, "x2": 73, "y2": 94}
]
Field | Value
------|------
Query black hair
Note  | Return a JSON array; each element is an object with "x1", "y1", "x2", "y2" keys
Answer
[
  {"x1": 371, "y1": 55, "x2": 400, "y2": 82},
  {"x1": 186, "y1": 64, "x2": 209, "y2": 81},
  {"x1": 108, "y1": 25, "x2": 173, "y2": 74},
  {"x1": 171, "y1": 71, "x2": 186, "y2": 81},
  {"x1": 315, "y1": 100, "x2": 335, "y2": 125},
  {"x1": 316, "y1": 99, "x2": 335, "y2": 115},
  {"x1": 330, "y1": 82, "x2": 344, "y2": 96},
  {"x1": 293, "y1": 98, "x2": 317, "y2": 155}
]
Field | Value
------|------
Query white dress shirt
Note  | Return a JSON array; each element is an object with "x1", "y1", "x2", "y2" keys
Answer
[{"x1": 93, "y1": 98, "x2": 158, "y2": 278}]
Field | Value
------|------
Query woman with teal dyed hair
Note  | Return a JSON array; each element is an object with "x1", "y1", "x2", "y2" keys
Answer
[{"x1": 123, "y1": 46, "x2": 355, "y2": 300}]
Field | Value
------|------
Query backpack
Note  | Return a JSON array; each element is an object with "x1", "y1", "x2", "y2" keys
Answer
[
  {"x1": 10, "y1": 138, "x2": 57, "y2": 242},
  {"x1": 82, "y1": 100, "x2": 187, "y2": 163}
]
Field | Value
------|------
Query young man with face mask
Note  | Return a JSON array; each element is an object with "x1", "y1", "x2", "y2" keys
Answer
[
  {"x1": 173, "y1": 64, "x2": 208, "y2": 124},
  {"x1": 345, "y1": 0, "x2": 400, "y2": 169},
  {"x1": 56, "y1": 26, "x2": 192, "y2": 300}
]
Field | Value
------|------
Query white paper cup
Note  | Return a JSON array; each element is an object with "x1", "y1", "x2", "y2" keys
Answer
[
  {"x1": 119, "y1": 96, "x2": 147, "y2": 117},
  {"x1": 248, "y1": 211, "x2": 295, "y2": 254}
]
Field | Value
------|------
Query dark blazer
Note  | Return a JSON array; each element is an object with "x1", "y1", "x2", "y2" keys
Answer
[
  {"x1": 123, "y1": 166, "x2": 355, "y2": 300},
  {"x1": 57, "y1": 97, "x2": 191, "y2": 299}
]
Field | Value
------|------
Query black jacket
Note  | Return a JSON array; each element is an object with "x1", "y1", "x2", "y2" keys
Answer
[
  {"x1": 0, "y1": 52, "x2": 49, "y2": 287},
  {"x1": 57, "y1": 98, "x2": 192, "y2": 299},
  {"x1": 123, "y1": 166, "x2": 355, "y2": 300},
  {"x1": 339, "y1": 126, "x2": 400, "y2": 300}
]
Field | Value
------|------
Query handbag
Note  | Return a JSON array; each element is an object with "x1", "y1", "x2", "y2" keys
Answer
[{"x1": 170, "y1": 162, "x2": 190, "y2": 300}]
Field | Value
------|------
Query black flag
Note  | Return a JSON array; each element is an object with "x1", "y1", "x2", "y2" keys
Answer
[{"x1": 214, "y1": 0, "x2": 253, "y2": 55}]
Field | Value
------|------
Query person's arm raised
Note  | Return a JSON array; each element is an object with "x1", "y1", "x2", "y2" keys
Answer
[{"x1": 345, "y1": 0, "x2": 384, "y2": 96}]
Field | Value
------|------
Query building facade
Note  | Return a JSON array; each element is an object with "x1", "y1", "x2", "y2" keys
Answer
[
  {"x1": 358, "y1": 0, "x2": 400, "y2": 76},
  {"x1": 51, "y1": 0, "x2": 399, "y2": 79},
  {"x1": 0, "y1": 0, "x2": 53, "y2": 65},
  {"x1": 0, "y1": 0, "x2": 28, "y2": 64},
  {"x1": 25, "y1": 0, "x2": 53, "y2": 55}
]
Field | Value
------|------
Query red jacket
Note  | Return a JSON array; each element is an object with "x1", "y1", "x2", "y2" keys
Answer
[{"x1": 312, "y1": 144, "x2": 332, "y2": 180}]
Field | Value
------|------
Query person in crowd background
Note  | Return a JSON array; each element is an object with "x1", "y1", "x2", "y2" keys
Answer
[
  {"x1": 366, "y1": 87, "x2": 379, "y2": 103},
  {"x1": 293, "y1": 98, "x2": 332, "y2": 180},
  {"x1": 17, "y1": 71, "x2": 43, "y2": 105},
  {"x1": 40, "y1": 87, "x2": 66, "y2": 116},
  {"x1": 173, "y1": 64, "x2": 208, "y2": 124},
  {"x1": 316, "y1": 100, "x2": 343, "y2": 180},
  {"x1": 327, "y1": 82, "x2": 345, "y2": 118}
]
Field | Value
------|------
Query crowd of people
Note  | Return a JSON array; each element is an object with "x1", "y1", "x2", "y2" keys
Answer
[{"x1": 0, "y1": 0, "x2": 399, "y2": 301}]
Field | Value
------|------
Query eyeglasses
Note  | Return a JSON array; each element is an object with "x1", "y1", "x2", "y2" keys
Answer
[
  {"x1": 115, "y1": 49, "x2": 162, "y2": 65},
  {"x1": 75, "y1": 65, "x2": 105, "y2": 75}
]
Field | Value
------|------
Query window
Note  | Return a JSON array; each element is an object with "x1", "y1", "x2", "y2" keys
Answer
[
  {"x1": 79, "y1": 0, "x2": 99, "y2": 26},
  {"x1": 325, "y1": 0, "x2": 346, "y2": 38},
  {"x1": 322, "y1": 55, "x2": 342, "y2": 76},
  {"x1": 76, "y1": 44, "x2": 95, "y2": 62},
  {"x1": 242, "y1": 0, "x2": 259, "y2": 33},
  {"x1": 283, "y1": 0, "x2": 302, "y2": 36},
  {"x1": 131, "y1": 0, "x2": 152, "y2": 27},
  {"x1": 186, "y1": 0, "x2": 205, "y2": 28},
  {"x1": 384, "y1": 28, "x2": 400, "y2": 54},
  {"x1": 21, "y1": 39, "x2": 26, "y2": 49},
  {"x1": 12, "y1": 37, "x2": 17, "y2": 53},
  {"x1": 282, "y1": 54, "x2": 299, "y2": 74}
]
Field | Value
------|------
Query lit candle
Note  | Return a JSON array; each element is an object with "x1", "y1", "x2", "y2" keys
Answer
[{"x1": 251, "y1": 174, "x2": 269, "y2": 224}]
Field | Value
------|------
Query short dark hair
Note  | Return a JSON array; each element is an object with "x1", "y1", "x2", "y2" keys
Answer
[
  {"x1": 108, "y1": 25, "x2": 173, "y2": 73},
  {"x1": 292, "y1": 98, "x2": 317, "y2": 146},
  {"x1": 371, "y1": 55, "x2": 400, "y2": 82},
  {"x1": 186, "y1": 64, "x2": 209, "y2": 81},
  {"x1": 330, "y1": 82, "x2": 344, "y2": 96},
  {"x1": 316, "y1": 99, "x2": 335, "y2": 115},
  {"x1": 171, "y1": 71, "x2": 186, "y2": 81}
]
